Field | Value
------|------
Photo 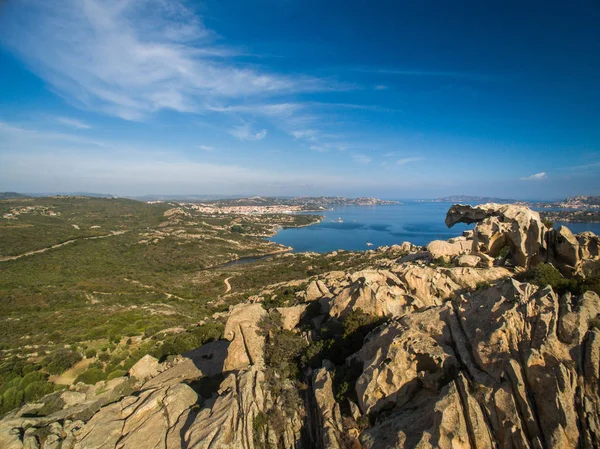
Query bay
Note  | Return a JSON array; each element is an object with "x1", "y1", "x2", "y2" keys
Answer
[{"x1": 269, "y1": 201, "x2": 600, "y2": 253}]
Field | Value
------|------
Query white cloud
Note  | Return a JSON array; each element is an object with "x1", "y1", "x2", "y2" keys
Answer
[
  {"x1": 0, "y1": 122, "x2": 358, "y2": 195},
  {"x1": 198, "y1": 145, "x2": 216, "y2": 152},
  {"x1": 520, "y1": 172, "x2": 547, "y2": 181},
  {"x1": 374, "y1": 85, "x2": 388, "y2": 90},
  {"x1": 352, "y1": 154, "x2": 372, "y2": 164},
  {"x1": 0, "y1": 0, "x2": 326, "y2": 120},
  {"x1": 290, "y1": 129, "x2": 319, "y2": 140},
  {"x1": 56, "y1": 117, "x2": 91, "y2": 129},
  {"x1": 228, "y1": 123, "x2": 267, "y2": 141},
  {"x1": 207, "y1": 103, "x2": 303, "y2": 117},
  {"x1": 397, "y1": 157, "x2": 423, "y2": 166}
]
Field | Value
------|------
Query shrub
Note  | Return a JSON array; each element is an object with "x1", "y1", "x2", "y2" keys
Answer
[
  {"x1": 542, "y1": 218, "x2": 554, "y2": 229},
  {"x1": 75, "y1": 367, "x2": 106, "y2": 385},
  {"x1": 231, "y1": 225, "x2": 244, "y2": 233},
  {"x1": 107, "y1": 369, "x2": 127, "y2": 380},
  {"x1": 42, "y1": 349, "x2": 82, "y2": 375},
  {"x1": 516, "y1": 263, "x2": 600, "y2": 297},
  {"x1": 85, "y1": 348, "x2": 97, "y2": 358}
]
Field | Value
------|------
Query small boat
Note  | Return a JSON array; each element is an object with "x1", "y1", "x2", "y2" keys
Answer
[{"x1": 366, "y1": 242, "x2": 373, "y2": 247}]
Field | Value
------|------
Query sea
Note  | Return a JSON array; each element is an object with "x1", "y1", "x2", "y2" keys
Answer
[{"x1": 269, "y1": 201, "x2": 600, "y2": 253}]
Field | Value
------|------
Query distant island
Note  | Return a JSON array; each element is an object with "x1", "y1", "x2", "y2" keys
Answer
[
  {"x1": 203, "y1": 196, "x2": 398, "y2": 210},
  {"x1": 422, "y1": 195, "x2": 515, "y2": 203}
]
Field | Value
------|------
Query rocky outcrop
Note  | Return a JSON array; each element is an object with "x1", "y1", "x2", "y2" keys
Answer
[
  {"x1": 222, "y1": 303, "x2": 268, "y2": 371},
  {"x1": 312, "y1": 363, "x2": 344, "y2": 449},
  {"x1": 184, "y1": 366, "x2": 268, "y2": 449},
  {"x1": 275, "y1": 304, "x2": 308, "y2": 330},
  {"x1": 309, "y1": 265, "x2": 510, "y2": 320},
  {"x1": 445, "y1": 203, "x2": 600, "y2": 276},
  {"x1": 446, "y1": 203, "x2": 546, "y2": 268},
  {"x1": 354, "y1": 279, "x2": 600, "y2": 449},
  {"x1": 548, "y1": 227, "x2": 600, "y2": 276}
]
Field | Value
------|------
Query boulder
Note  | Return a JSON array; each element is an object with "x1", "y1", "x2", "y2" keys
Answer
[
  {"x1": 455, "y1": 254, "x2": 480, "y2": 267},
  {"x1": 222, "y1": 303, "x2": 268, "y2": 371},
  {"x1": 275, "y1": 304, "x2": 308, "y2": 330},
  {"x1": 426, "y1": 239, "x2": 472, "y2": 261},
  {"x1": 128, "y1": 354, "x2": 160, "y2": 382}
]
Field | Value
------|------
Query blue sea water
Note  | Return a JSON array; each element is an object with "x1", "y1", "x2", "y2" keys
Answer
[{"x1": 269, "y1": 201, "x2": 600, "y2": 253}]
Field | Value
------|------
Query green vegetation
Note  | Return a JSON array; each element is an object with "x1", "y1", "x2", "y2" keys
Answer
[
  {"x1": 516, "y1": 263, "x2": 600, "y2": 296},
  {"x1": 0, "y1": 196, "x2": 401, "y2": 417},
  {"x1": 42, "y1": 349, "x2": 82, "y2": 375},
  {"x1": 541, "y1": 218, "x2": 555, "y2": 229}
]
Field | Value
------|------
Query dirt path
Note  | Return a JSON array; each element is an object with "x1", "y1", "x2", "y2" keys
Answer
[
  {"x1": 123, "y1": 277, "x2": 192, "y2": 301},
  {"x1": 0, "y1": 230, "x2": 128, "y2": 263},
  {"x1": 49, "y1": 358, "x2": 94, "y2": 385},
  {"x1": 223, "y1": 276, "x2": 233, "y2": 293}
]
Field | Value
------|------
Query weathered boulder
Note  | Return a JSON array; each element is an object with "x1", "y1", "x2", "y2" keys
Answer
[
  {"x1": 128, "y1": 354, "x2": 160, "y2": 382},
  {"x1": 222, "y1": 303, "x2": 268, "y2": 371},
  {"x1": 456, "y1": 254, "x2": 480, "y2": 267},
  {"x1": 446, "y1": 203, "x2": 546, "y2": 268},
  {"x1": 426, "y1": 239, "x2": 473, "y2": 261},
  {"x1": 275, "y1": 304, "x2": 308, "y2": 330}
]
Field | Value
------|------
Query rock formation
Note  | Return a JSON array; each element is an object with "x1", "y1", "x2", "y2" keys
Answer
[
  {"x1": 446, "y1": 203, "x2": 546, "y2": 268},
  {"x1": 444, "y1": 203, "x2": 600, "y2": 276}
]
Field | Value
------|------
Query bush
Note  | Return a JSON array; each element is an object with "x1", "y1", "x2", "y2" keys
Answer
[
  {"x1": 75, "y1": 367, "x2": 106, "y2": 385},
  {"x1": 542, "y1": 219, "x2": 554, "y2": 229},
  {"x1": 42, "y1": 349, "x2": 82, "y2": 375},
  {"x1": 85, "y1": 348, "x2": 97, "y2": 358},
  {"x1": 231, "y1": 225, "x2": 244, "y2": 233},
  {"x1": 24, "y1": 381, "x2": 54, "y2": 402},
  {"x1": 516, "y1": 263, "x2": 600, "y2": 297},
  {"x1": 152, "y1": 321, "x2": 224, "y2": 360},
  {"x1": 107, "y1": 369, "x2": 127, "y2": 380}
]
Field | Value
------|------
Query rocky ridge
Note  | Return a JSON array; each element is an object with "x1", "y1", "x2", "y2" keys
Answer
[{"x1": 1, "y1": 203, "x2": 600, "y2": 449}]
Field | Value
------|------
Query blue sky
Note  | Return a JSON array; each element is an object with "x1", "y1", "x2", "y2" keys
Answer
[{"x1": 0, "y1": 0, "x2": 599, "y2": 199}]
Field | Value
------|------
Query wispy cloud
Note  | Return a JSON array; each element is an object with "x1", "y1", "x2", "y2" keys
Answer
[
  {"x1": 56, "y1": 117, "x2": 91, "y2": 129},
  {"x1": 206, "y1": 103, "x2": 303, "y2": 117},
  {"x1": 397, "y1": 157, "x2": 423, "y2": 166},
  {"x1": 0, "y1": 0, "x2": 328, "y2": 120},
  {"x1": 228, "y1": 123, "x2": 267, "y2": 141},
  {"x1": 352, "y1": 154, "x2": 372, "y2": 164},
  {"x1": 0, "y1": 121, "x2": 101, "y2": 147},
  {"x1": 520, "y1": 172, "x2": 547, "y2": 181},
  {"x1": 350, "y1": 67, "x2": 498, "y2": 82},
  {"x1": 290, "y1": 129, "x2": 319, "y2": 141},
  {"x1": 0, "y1": 121, "x2": 362, "y2": 196},
  {"x1": 374, "y1": 85, "x2": 388, "y2": 90},
  {"x1": 198, "y1": 145, "x2": 216, "y2": 152}
]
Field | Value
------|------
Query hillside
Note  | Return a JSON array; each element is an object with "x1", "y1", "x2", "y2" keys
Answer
[
  {"x1": 0, "y1": 202, "x2": 599, "y2": 448},
  {"x1": 0, "y1": 192, "x2": 29, "y2": 200}
]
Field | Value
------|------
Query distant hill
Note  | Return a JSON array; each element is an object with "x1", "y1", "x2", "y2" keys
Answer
[
  {"x1": 426, "y1": 195, "x2": 515, "y2": 203},
  {"x1": 0, "y1": 192, "x2": 29, "y2": 200},
  {"x1": 563, "y1": 196, "x2": 600, "y2": 206}
]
